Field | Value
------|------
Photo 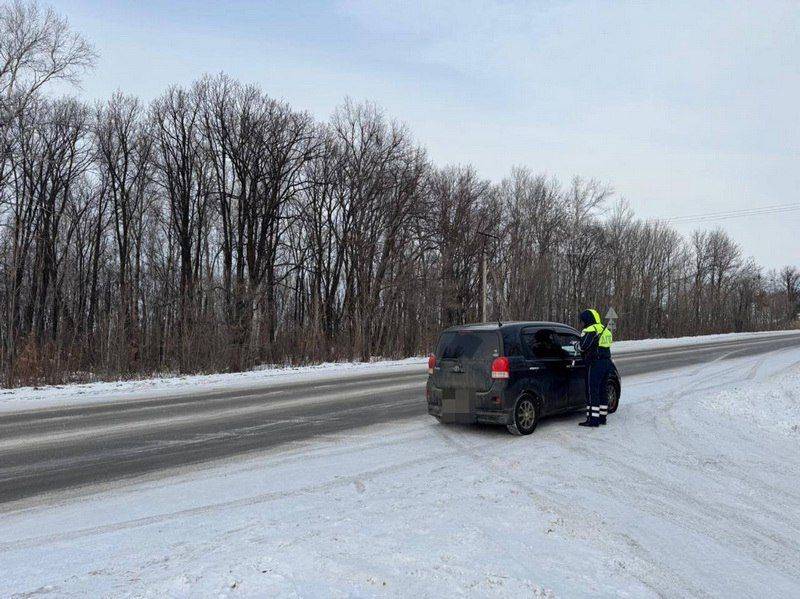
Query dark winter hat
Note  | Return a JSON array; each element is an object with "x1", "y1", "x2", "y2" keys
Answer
[{"x1": 579, "y1": 309, "x2": 601, "y2": 327}]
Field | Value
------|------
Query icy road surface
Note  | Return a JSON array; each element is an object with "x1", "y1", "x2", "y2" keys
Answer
[{"x1": 2, "y1": 341, "x2": 800, "y2": 596}]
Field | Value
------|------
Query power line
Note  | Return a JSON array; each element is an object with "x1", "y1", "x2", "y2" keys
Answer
[
  {"x1": 664, "y1": 203, "x2": 799, "y2": 222},
  {"x1": 665, "y1": 202, "x2": 797, "y2": 221},
  {"x1": 660, "y1": 203, "x2": 800, "y2": 224}
]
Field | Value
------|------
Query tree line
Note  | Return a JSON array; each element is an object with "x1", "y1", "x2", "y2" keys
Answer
[{"x1": 1, "y1": 1, "x2": 797, "y2": 386}]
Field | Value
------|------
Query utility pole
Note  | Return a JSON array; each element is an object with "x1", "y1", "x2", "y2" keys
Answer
[
  {"x1": 478, "y1": 230, "x2": 500, "y2": 323},
  {"x1": 481, "y1": 250, "x2": 487, "y2": 322}
]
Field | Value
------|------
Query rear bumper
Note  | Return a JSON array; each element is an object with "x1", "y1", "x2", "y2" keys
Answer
[
  {"x1": 427, "y1": 380, "x2": 509, "y2": 425},
  {"x1": 427, "y1": 402, "x2": 473, "y2": 424},
  {"x1": 475, "y1": 410, "x2": 511, "y2": 425},
  {"x1": 427, "y1": 403, "x2": 510, "y2": 425}
]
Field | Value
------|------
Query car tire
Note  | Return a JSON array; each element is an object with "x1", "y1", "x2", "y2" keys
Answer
[
  {"x1": 606, "y1": 378, "x2": 620, "y2": 414},
  {"x1": 507, "y1": 395, "x2": 539, "y2": 436}
]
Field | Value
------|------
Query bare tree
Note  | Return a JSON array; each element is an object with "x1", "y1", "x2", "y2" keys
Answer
[
  {"x1": 428, "y1": 165, "x2": 489, "y2": 325},
  {"x1": 330, "y1": 100, "x2": 426, "y2": 361},
  {"x1": 781, "y1": 266, "x2": 799, "y2": 323},
  {"x1": 497, "y1": 168, "x2": 564, "y2": 321},
  {"x1": 562, "y1": 177, "x2": 612, "y2": 317},
  {"x1": 93, "y1": 92, "x2": 151, "y2": 370},
  {"x1": 0, "y1": 0, "x2": 96, "y2": 117},
  {"x1": 150, "y1": 85, "x2": 210, "y2": 370}
]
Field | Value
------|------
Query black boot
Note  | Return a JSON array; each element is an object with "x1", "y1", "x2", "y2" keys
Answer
[
  {"x1": 599, "y1": 416, "x2": 607, "y2": 425},
  {"x1": 579, "y1": 406, "x2": 600, "y2": 427}
]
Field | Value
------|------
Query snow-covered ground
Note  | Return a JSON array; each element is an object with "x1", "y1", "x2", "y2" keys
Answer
[
  {"x1": 2, "y1": 338, "x2": 800, "y2": 597},
  {"x1": 1, "y1": 329, "x2": 798, "y2": 414}
]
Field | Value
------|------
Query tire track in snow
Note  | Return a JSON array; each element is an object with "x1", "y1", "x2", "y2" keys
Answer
[
  {"x1": 0, "y1": 428, "x2": 504, "y2": 553},
  {"x1": 591, "y1": 352, "x2": 800, "y2": 583},
  {"x1": 431, "y1": 419, "x2": 701, "y2": 597}
]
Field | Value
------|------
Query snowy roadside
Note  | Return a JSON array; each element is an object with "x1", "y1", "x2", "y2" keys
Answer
[
  {"x1": 0, "y1": 357, "x2": 427, "y2": 414},
  {"x1": 1, "y1": 329, "x2": 798, "y2": 414},
  {"x1": 611, "y1": 328, "x2": 800, "y2": 352},
  {"x1": 2, "y1": 343, "x2": 799, "y2": 597}
]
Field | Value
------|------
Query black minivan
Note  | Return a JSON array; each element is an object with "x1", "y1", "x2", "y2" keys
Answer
[{"x1": 426, "y1": 322, "x2": 620, "y2": 435}]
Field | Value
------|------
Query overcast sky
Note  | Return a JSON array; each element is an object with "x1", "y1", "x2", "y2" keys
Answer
[{"x1": 50, "y1": 0, "x2": 798, "y2": 269}]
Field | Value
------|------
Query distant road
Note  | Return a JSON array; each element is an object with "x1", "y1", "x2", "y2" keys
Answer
[{"x1": 1, "y1": 332, "x2": 799, "y2": 505}]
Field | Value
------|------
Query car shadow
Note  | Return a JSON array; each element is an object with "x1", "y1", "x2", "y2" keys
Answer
[{"x1": 436, "y1": 409, "x2": 585, "y2": 439}]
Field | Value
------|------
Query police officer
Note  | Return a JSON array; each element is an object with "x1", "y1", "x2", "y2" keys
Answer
[{"x1": 578, "y1": 308, "x2": 613, "y2": 427}]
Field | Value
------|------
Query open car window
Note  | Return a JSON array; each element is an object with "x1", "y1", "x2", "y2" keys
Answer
[{"x1": 556, "y1": 331, "x2": 581, "y2": 357}]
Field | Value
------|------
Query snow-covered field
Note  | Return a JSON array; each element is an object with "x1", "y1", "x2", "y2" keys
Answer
[
  {"x1": 1, "y1": 329, "x2": 798, "y2": 414},
  {"x1": 2, "y1": 338, "x2": 800, "y2": 597}
]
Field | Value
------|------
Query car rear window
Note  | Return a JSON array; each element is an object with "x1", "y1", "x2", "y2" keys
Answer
[{"x1": 435, "y1": 331, "x2": 500, "y2": 361}]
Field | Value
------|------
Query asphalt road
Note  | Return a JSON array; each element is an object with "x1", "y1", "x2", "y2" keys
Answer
[{"x1": 1, "y1": 332, "x2": 799, "y2": 505}]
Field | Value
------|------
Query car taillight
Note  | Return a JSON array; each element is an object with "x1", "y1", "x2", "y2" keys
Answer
[
  {"x1": 428, "y1": 354, "x2": 436, "y2": 375},
  {"x1": 491, "y1": 356, "x2": 510, "y2": 379}
]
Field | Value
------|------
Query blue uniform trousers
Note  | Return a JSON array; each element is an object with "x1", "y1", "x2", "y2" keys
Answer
[{"x1": 585, "y1": 357, "x2": 612, "y2": 422}]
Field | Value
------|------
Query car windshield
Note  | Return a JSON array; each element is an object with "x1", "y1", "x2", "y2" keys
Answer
[{"x1": 436, "y1": 331, "x2": 499, "y2": 361}]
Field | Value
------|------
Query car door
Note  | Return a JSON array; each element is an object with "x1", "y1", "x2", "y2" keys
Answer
[
  {"x1": 520, "y1": 327, "x2": 570, "y2": 413},
  {"x1": 555, "y1": 329, "x2": 587, "y2": 409}
]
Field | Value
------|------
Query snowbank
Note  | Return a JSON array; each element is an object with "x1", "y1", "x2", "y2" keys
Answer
[
  {"x1": 0, "y1": 357, "x2": 426, "y2": 414},
  {"x1": 2, "y1": 343, "x2": 800, "y2": 597},
  {"x1": 702, "y1": 365, "x2": 800, "y2": 437},
  {"x1": 612, "y1": 328, "x2": 800, "y2": 352}
]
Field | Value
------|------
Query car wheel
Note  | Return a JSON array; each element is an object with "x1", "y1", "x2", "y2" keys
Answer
[
  {"x1": 507, "y1": 395, "x2": 538, "y2": 436},
  {"x1": 606, "y1": 378, "x2": 620, "y2": 414}
]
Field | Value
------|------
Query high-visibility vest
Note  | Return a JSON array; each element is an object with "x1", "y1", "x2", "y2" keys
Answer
[
  {"x1": 582, "y1": 323, "x2": 613, "y2": 348},
  {"x1": 582, "y1": 308, "x2": 613, "y2": 348}
]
